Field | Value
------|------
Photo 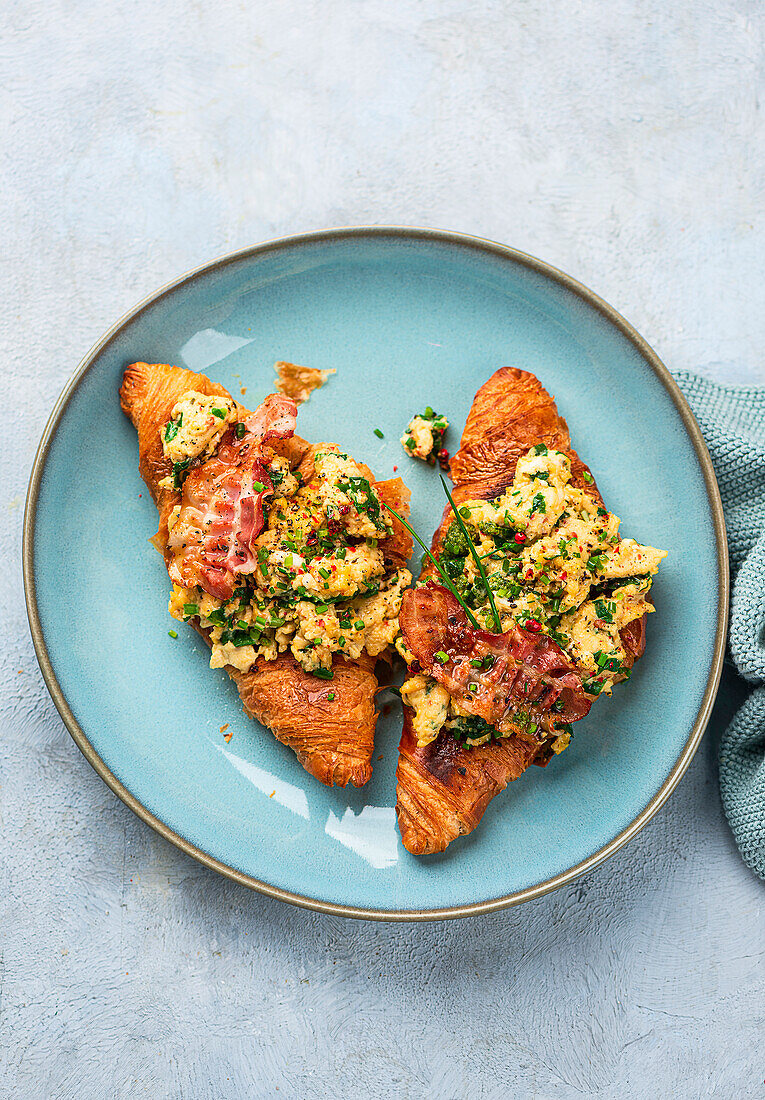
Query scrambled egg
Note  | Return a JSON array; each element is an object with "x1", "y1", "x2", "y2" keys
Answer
[
  {"x1": 465, "y1": 446, "x2": 571, "y2": 540},
  {"x1": 400, "y1": 674, "x2": 450, "y2": 745},
  {"x1": 313, "y1": 447, "x2": 392, "y2": 539},
  {"x1": 304, "y1": 545, "x2": 385, "y2": 600},
  {"x1": 401, "y1": 409, "x2": 449, "y2": 462},
  {"x1": 161, "y1": 390, "x2": 237, "y2": 464},
  {"x1": 167, "y1": 436, "x2": 411, "y2": 678},
  {"x1": 403, "y1": 443, "x2": 667, "y2": 748},
  {"x1": 598, "y1": 538, "x2": 666, "y2": 579},
  {"x1": 561, "y1": 578, "x2": 655, "y2": 688},
  {"x1": 354, "y1": 571, "x2": 411, "y2": 656},
  {"x1": 267, "y1": 454, "x2": 300, "y2": 500}
]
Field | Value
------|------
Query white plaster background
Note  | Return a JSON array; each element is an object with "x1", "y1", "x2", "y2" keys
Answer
[{"x1": 2, "y1": 1, "x2": 764, "y2": 1096}]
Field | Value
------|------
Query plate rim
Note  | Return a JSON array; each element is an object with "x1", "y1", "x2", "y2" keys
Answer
[{"x1": 22, "y1": 225, "x2": 729, "y2": 921}]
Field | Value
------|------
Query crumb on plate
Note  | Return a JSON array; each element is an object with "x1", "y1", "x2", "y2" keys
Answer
[{"x1": 274, "y1": 361, "x2": 335, "y2": 405}]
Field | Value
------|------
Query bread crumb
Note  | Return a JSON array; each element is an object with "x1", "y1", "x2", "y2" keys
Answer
[{"x1": 274, "y1": 361, "x2": 335, "y2": 405}]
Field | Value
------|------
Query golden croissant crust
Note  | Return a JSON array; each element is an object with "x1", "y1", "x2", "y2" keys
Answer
[
  {"x1": 121, "y1": 361, "x2": 410, "y2": 789},
  {"x1": 395, "y1": 368, "x2": 649, "y2": 853}
]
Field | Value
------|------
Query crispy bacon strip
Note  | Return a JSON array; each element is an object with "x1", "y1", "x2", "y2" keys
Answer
[
  {"x1": 400, "y1": 583, "x2": 591, "y2": 736},
  {"x1": 395, "y1": 367, "x2": 649, "y2": 853},
  {"x1": 120, "y1": 362, "x2": 409, "y2": 788},
  {"x1": 168, "y1": 395, "x2": 297, "y2": 600},
  {"x1": 244, "y1": 392, "x2": 298, "y2": 440}
]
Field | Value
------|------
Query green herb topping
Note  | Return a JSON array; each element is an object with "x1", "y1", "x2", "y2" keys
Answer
[
  {"x1": 312, "y1": 668, "x2": 334, "y2": 680},
  {"x1": 172, "y1": 459, "x2": 191, "y2": 489},
  {"x1": 164, "y1": 412, "x2": 182, "y2": 442},
  {"x1": 440, "y1": 476, "x2": 502, "y2": 632}
]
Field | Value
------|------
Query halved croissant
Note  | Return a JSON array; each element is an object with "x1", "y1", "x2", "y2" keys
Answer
[
  {"x1": 395, "y1": 368, "x2": 649, "y2": 853},
  {"x1": 120, "y1": 361, "x2": 411, "y2": 788}
]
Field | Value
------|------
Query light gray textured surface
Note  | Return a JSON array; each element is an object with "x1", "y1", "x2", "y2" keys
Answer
[{"x1": 3, "y1": 2, "x2": 764, "y2": 1097}]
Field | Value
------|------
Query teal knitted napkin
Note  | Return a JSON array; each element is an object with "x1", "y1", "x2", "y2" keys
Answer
[{"x1": 675, "y1": 371, "x2": 765, "y2": 878}]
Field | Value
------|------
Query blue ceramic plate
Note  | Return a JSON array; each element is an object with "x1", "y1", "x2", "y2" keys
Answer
[{"x1": 24, "y1": 229, "x2": 727, "y2": 919}]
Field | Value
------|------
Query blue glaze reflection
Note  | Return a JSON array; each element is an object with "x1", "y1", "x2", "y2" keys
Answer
[
  {"x1": 215, "y1": 745, "x2": 310, "y2": 820},
  {"x1": 325, "y1": 807, "x2": 399, "y2": 869},
  {"x1": 180, "y1": 328, "x2": 252, "y2": 372}
]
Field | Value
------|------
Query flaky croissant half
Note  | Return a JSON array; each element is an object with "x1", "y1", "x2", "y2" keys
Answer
[
  {"x1": 395, "y1": 368, "x2": 650, "y2": 853},
  {"x1": 120, "y1": 361, "x2": 411, "y2": 788}
]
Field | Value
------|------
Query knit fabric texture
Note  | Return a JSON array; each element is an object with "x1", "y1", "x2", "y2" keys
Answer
[{"x1": 675, "y1": 370, "x2": 765, "y2": 878}]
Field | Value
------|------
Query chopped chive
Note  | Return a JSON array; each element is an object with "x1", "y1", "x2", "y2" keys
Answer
[
  {"x1": 164, "y1": 413, "x2": 182, "y2": 442},
  {"x1": 440, "y1": 476, "x2": 502, "y2": 632},
  {"x1": 435, "y1": 651, "x2": 449, "y2": 664},
  {"x1": 381, "y1": 502, "x2": 481, "y2": 629},
  {"x1": 327, "y1": 692, "x2": 335, "y2": 701},
  {"x1": 211, "y1": 407, "x2": 226, "y2": 419},
  {"x1": 336, "y1": 547, "x2": 347, "y2": 560},
  {"x1": 315, "y1": 603, "x2": 329, "y2": 613},
  {"x1": 583, "y1": 471, "x2": 594, "y2": 484},
  {"x1": 354, "y1": 620, "x2": 365, "y2": 631},
  {"x1": 252, "y1": 481, "x2": 265, "y2": 492},
  {"x1": 530, "y1": 492, "x2": 547, "y2": 516},
  {"x1": 374, "y1": 428, "x2": 384, "y2": 439},
  {"x1": 319, "y1": 567, "x2": 331, "y2": 579},
  {"x1": 311, "y1": 667, "x2": 334, "y2": 680},
  {"x1": 168, "y1": 630, "x2": 178, "y2": 638},
  {"x1": 171, "y1": 458, "x2": 191, "y2": 489},
  {"x1": 235, "y1": 422, "x2": 246, "y2": 439},
  {"x1": 183, "y1": 603, "x2": 199, "y2": 616}
]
